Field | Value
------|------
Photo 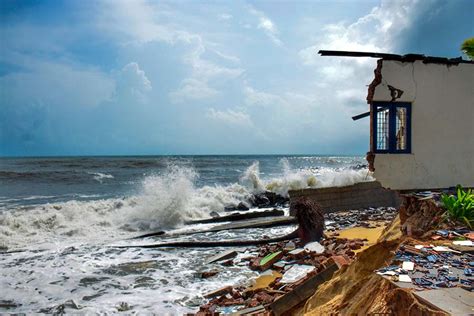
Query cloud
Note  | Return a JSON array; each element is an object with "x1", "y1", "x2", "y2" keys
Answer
[
  {"x1": 170, "y1": 78, "x2": 218, "y2": 102},
  {"x1": 243, "y1": 85, "x2": 284, "y2": 107},
  {"x1": 247, "y1": 5, "x2": 283, "y2": 46},
  {"x1": 115, "y1": 62, "x2": 152, "y2": 101},
  {"x1": 170, "y1": 35, "x2": 243, "y2": 102},
  {"x1": 97, "y1": 0, "x2": 175, "y2": 44},
  {"x1": 299, "y1": 0, "x2": 418, "y2": 67},
  {"x1": 218, "y1": 13, "x2": 233, "y2": 21},
  {"x1": 206, "y1": 108, "x2": 253, "y2": 127},
  {"x1": 97, "y1": 1, "x2": 243, "y2": 103}
]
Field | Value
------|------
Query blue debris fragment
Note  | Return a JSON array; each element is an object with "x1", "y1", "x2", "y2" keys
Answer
[
  {"x1": 436, "y1": 230, "x2": 449, "y2": 238},
  {"x1": 446, "y1": 275, "x2": 459, "y2": 282},
  {"x1": 413, "y1": 278, "x2": 433, "y2": 286}
]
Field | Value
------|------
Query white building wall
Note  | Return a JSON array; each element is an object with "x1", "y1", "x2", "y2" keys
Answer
[{"x1": 372, "y1": 60, "x2": 474, "y2": 190}]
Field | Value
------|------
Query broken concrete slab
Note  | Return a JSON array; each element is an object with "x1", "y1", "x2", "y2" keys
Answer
[
  {"x1": 289, "y1": 181, "x2": 400, "y2": 213},
  {"x1": 186, "y1": 209, "x2": 285, "y2": 225},
  {"x1": 205, "y1": 250, "x2": 238, "y2": 264},
  {"x1": 280, "y1": 265, "x2": 315, "y2": 284},
  {"x1": 202, "y1": 216, "x2": 296, "y2": 233},
  {"x1": 203, "y1": 286, "x2": 233, "y2": 299},
  {"x1": 230, "y1": 305, "x2": 265, "y2": 315},
  {"x1": 270, "y1": 264, "x2": 338, "y2": 316},
  {"x1": 414, "y1": 287, "x2": 474, "y2": 315},
  {"x1": 130, "y1": 216, "x2": 296, "y2": 240}
]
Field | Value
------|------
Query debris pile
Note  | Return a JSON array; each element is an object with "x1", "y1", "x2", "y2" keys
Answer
[
  {"x1": 376, "y1": 231, "x2": 474, "y2": 292},
  {"x1": 325, "y1": 206, "x2": 398, "y2": 230},
  {"x1": 399, "y1": 192, "x2": 445, "y2": 237},
  {"x1": 194, "y1": 235, "x2": 367, "y2": 315}
]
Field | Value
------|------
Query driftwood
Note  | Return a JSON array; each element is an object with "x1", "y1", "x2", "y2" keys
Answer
[
  {"x1": 292, "y1": 198, "x2": 325, "y2": 243},
  {"x1": 122, "y1": 197, "x2": 323, "y2": 249}
]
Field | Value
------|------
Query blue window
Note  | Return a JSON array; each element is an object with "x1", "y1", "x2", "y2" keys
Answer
[{"x1": 371, "y1": 102, "x2": 411, "y2": 153}]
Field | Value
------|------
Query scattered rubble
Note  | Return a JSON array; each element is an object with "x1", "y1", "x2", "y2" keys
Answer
[
  {"x1": 193, "y1": 233, "x2": 368, "y2": 315},
  {"x1": 376, "y1": 236, "x2": 474, "y2": 292},
  {"x1": 325, "y1": 206, "x2": 398, "y2": 231}
]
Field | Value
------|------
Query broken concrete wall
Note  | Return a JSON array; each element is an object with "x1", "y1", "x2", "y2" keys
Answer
[
  {"x1": 370, "y1": 60, "x2": 474, "y2": 190},
  {"x1": 289, "y1": 181, "x2": 400, "y2": 213}
]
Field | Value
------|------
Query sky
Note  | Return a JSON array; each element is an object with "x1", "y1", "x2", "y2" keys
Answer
[{"x1": 0, "y1": 0, "x2": 472, "y2": 156}]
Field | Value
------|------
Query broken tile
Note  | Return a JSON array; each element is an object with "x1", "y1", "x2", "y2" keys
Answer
[{"x1": 399, "y1": 275, "x2": 412, "y2": 283}]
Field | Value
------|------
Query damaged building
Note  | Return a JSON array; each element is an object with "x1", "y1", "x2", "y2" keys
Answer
[{"x1": 320, "y1": 50, "x2": 474, "y2": 191}]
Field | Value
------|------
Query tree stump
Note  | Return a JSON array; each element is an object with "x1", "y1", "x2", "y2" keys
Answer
[{"x1": 291, "y1": 197, "x2": 325, "y2": 243}]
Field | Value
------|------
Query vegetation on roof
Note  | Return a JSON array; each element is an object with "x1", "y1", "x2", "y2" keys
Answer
[{"x1": 461, "y1": 37, "x2": 474, "y2": 60}]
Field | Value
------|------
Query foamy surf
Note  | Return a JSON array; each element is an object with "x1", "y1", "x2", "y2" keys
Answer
[
  {"x1": 0, "y1": 156, "x2": 372, "y2": 313},
  {"x1": 0, "y1": 160, "x2": 372, "y2": 249}
]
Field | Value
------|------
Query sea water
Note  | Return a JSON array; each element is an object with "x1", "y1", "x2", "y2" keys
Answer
[{"x1": 0, "y1": 155, "x2": 371, "y2": 313}]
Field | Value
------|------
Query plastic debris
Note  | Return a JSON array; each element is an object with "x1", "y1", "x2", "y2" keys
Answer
[{"x1": 399, "y1": 274, "x2": 412, "y2": 283}]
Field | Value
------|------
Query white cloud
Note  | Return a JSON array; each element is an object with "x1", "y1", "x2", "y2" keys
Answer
[
  {"x1": 116, "y1": 62, "x2": 152, "y2": 101},
  {"x1": 171, "y1": 35, "x2": 243, "y2": 102},
  {"x1": 170, "y1": 78, "x2": 218, "y2": 102},
  {"x1": 296, "y1": 0, "x2": 420, "y2": 120},
  {"x1": 218, "y1": 13, "x2": 233, "y2": 21},
  {"x1": 243, "y1": 86, "x2": 284, "y2": 107},
  {"x1": 247, "y1": 5, "x2": 283, "y2": 46},
  {"x1": 98, "y1": 0, "x2": 243, "y2": 103},
  {"x1": 206, "y1": 108, "x2": 253, "y2": 127},
  {"x1": 299, "y1": 0, "x2": 417, "y2": 68}
]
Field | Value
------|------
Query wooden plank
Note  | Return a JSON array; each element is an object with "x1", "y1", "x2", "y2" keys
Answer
[
  {"x1": 205, "y1": 250, "x2": 238, "y2": 264},
  {"x1": 270, "y1": 264, "x2": 339, "y2": 316}
]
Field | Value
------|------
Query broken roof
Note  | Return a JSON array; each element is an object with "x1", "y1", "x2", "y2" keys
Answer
[{"x1": 318, "y1": 50, "x2": 474, "y2": 65}]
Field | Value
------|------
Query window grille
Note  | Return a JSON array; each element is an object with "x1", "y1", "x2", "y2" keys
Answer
[{"x1": 372, "y1": 102, "x2": 411, "y2": 154}]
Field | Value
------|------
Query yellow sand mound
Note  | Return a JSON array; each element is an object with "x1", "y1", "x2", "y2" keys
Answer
[{"x1": 303, "y1": 216, "x2": 448, "y2": 315}]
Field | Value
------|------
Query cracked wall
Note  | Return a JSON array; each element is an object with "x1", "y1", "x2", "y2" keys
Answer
[{"x1": 371, "y1": 60, "x2": 474, "y2": 190}]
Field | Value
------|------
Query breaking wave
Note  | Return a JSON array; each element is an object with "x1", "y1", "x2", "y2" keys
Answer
[
  {"x1": 88, "y1": 172, "x2": 114, "y2": 183},
  {"x1": 0, "y1": 160, "x2": 372, "y2": 249}
]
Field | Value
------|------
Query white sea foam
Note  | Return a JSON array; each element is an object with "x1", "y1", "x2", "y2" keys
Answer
[
  {"x1": 0, "y1": 161, "x2": 372, "y2": 249},
  {"x1": 0, "y1": 159, "x2": 372, "y2": 313},
  {"x1": 88, "y1": 172, "x2": 114, "y2": 183}
]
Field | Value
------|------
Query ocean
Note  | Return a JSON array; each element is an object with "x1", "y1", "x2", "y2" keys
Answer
[{"x1": 0, "y1": 155, "x2": 370, "y2": 313}]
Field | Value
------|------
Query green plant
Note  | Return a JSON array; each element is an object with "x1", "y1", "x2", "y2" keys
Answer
[
  {"x1": 441, "y1": 186, "x2": 474, "y2": 228},
  {"x1": 461, "y1": 37, "x2": 474, "y2": 60}
]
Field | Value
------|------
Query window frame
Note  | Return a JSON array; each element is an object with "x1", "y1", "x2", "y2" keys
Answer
[{"x1": 371, "y1": 102, "x2": 412, "y2": 154}]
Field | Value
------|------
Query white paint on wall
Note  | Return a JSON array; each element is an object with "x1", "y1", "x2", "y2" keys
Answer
[{"x1": 372, "y1": 60, "x2": 474, "y2": 190}]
